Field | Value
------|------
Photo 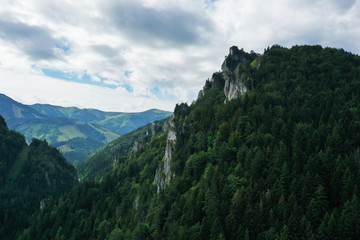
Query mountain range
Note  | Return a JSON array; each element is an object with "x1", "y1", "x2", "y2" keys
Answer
[
  {"x1": 19, "y1": 45, "x2": 360, "y2": 239},
  {"x1": 0, "y1": 94, "x2": 172, "y2": 163}
]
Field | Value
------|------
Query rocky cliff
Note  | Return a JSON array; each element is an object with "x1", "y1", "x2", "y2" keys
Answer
[
  {"x1": 199, "y1": 46, "x2": 259, "y2": 102},
  {"x1": 153, "y1": 119, "x2": 176, "y2": 193}
]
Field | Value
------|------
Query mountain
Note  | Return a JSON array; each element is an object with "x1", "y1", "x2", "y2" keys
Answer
[
  {"x1": 19, "y1": 45, "x2": 360, "y2": 239},
  {"x1": 0, "y1": 115, "x2": 78, "y2": 239},
  {"x1": 0, "y1": 95, "x2": 172, "y2": 163},
  {"x1": 77, "y1": 118, "x2": 169, "y2": 181},
  {"x1": 0, "y1": 94, "x2": 44, "y2": 119},
  {"x1": 8, "y1": 117, "x2": 120, "y2": 164},
  {"x1": 30, "y1": 104, "x2": 172, "y2": 135}
]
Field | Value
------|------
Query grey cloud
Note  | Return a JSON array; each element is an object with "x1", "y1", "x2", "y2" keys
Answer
[
  {"x1": 331, "y1": 0, "x2": 356, "y2": 12},
  {"x1": 106, "y1": 1, "x2": 213, "y2": 46},
  {"x1": 92, "y1": 45, "x2": 118, "y2": 58},
  {"x1": 0, "y1": 20, "x2": 62, "y2": 60}
]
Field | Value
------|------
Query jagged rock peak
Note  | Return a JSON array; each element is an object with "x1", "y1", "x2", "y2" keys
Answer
[
  {"x1": 221, "y1": 46, "x2": 247, "y2": 72},
  {"x1": 198, "y1": 46, "x2": 260, "y2": 101}
]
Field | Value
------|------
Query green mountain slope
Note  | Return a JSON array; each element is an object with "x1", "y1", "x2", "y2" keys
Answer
[
  {"x1": 0, "y1": 94, "x2": 44, "y2": 119},
  {"x1": 8, "y1": 117, "x2": 120, "y2": 164},
  {"x1": 76, "y1": 118, "x2": 169, "y2": 181},
  {"x1": 9, "y1": 117, "x2": 120, "y2": 144},
  {"x1": 0, "y1": 115, "x2": 78, "y2": 239},
  {"x1": 29, "y1": 104, "x2": 173, "y2": 135},
  {"x1": 0, "y1": 95, "x2": 172, "y2": 163},
  {"x1": 20, "y1": 45, "x2": 360, "y2": 240}
]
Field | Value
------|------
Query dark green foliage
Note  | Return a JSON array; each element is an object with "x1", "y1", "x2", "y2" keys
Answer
[
  {"x1": 20, "y1": 45, "x2": 360, "y2": 239},
  {"x1": 76, "y1": 119, "x2": 168, "y2": 181},
  {"x1": 0, "y1": 116, "x2": 78, "y2": 239},
  {"x1": 54, "y1": 137, "x2": 104, "y2": 165}
]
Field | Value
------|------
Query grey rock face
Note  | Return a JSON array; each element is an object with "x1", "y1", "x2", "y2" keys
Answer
[
  {"x1": 223, "y1": 71, "x2": 250, "y2": 102},
  {"x1": 153, "y1": 118, "x2": 176, "y2": 193},
  {"x1": 201, "y1": 46, "x2": 258, "y2": 102},
  {"x1": 132, "y1": 140, "x2": 143, "y2": 153},
  {"x1": 221, "y1": 46, "x2": 247, "y2": 72}
]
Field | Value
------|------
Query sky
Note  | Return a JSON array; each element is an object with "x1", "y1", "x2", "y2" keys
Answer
[{"x1": 0, "y1": 0, "x2": 359, "y2": 112}]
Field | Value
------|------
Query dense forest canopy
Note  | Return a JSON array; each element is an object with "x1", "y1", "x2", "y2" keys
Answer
[
  {"x1": 18, "y1": 45, "x2": 360, "y2": 239},
  {"x1": 0, "y1": 115, "x2": 78, "y2": 239}
]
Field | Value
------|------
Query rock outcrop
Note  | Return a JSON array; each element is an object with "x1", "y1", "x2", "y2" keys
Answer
[
  {"x1": 221, "y1": 46, "x2": 248, "y2": 72},
  {"x1": 199, "y1": 46, "x2": 258, "y2": 102},
  {"x1": 223, "y1": 70, "x2": 251, "y2": 102},
  {"x1": 131, "y1": 140, "x2": 143, "y2": 153},
  {"x1": 153, "y1": 119, "x2": 176, "y2": 193}
]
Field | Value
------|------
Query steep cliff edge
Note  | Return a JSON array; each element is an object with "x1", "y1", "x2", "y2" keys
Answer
[
  {"x1": 153, "y1": 119, "x2": 176, "y2": 193},
  {"x1": 199, "y1": 46, "x2": 259, "y2": 102}
]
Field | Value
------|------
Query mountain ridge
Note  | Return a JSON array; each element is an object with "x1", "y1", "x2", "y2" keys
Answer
[{"x1": 0, "y1": 94, "x2": 172, "y2": 163}]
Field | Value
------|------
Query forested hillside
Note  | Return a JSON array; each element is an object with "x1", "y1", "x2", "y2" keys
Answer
[
  {"x1": 77, "y1": 119, "x2": 169, "y2": 181},
  {"x1": 0, "y1": 115, "x2": 78, "y2": 239},
  {"x1": 19, "y1": 45, "x2": 360, "y2": 239}
]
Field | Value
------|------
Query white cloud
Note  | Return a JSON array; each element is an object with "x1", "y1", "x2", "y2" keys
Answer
[{"x1": 0, "y1": 0, "x2": 359, "y2": 112}]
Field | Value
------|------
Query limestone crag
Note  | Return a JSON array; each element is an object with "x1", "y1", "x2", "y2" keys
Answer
[
  {"x1": 221, "y1": 46, "x2": 248, "y2": 72},
  {"x1": 132, "y1": 140, "x2": 143, "y2": 153},
  {"x1": 153, "y1": 118, "x2": 176, "y2": 194},
  {"x1": 146, "y1": 122, "x2": 157, "y2": 140},
  {"x1": 199, "y1": 46, "x2": 257, "y2": 102},
  {"x1": 223, "y1": 71, "x2": 249, "y2": 102}
]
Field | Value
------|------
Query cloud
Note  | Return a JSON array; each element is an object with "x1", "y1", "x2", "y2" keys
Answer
[
  {"x1": 0, "y1": 68, "x2": 175, "y2": 112},
  {"x1": 0, "y1": 0, "x2": 360, "y2": 112},
  {"x1": 92, "y1": 45, "x2": 119, "y2": 58},
  {"x1": 0, "y1": 19, "x2": 63, "y2": 60},
  {"x1": 105, "y1": 1, "x2": 213, "y2": 46}
]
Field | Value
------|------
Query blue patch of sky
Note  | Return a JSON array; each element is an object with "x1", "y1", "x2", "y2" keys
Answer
[
  {"x1": 205, "y1": 0, "x2": 217, "y2": 8},
  {"x1": 150, "y1": 86, "x2": 178, "y2": 101},
  {"x1": 121, "y1": 84, "x2": 133, "y2": 93},
  {"x1": 124, "y1": 70, "x2": 133, "y2": 77},
  {"x1": 39, "y1": 67, "x2": 117, "y2": 89},
  {"x1": 55, "y1": 42, "x2": 71, "y2": 53},
  {"x1": 150, "y1": 86, "x2": 161, "y2": 96}
]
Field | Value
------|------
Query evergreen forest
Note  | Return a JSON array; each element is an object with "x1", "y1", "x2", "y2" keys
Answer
[
  {"x1": 10, "y1": 45, "x2": 360, "y2": 239},
  {"x1": 0, "y1": 115, "x2": 78, "y2": 239}
]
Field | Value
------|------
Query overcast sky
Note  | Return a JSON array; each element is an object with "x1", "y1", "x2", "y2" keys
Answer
[{"x1": 0, "y1": 0, "x2": 359, "y2": 112}]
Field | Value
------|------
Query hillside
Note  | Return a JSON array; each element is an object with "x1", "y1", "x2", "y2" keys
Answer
[
  {"x1": 8, "y1": 117, "x2": 120, "y2": 164},
  {"x1": 0, "y1": 94, "x2": 44, "y2": 119},
  {"x1": 30, "y1": 104, "x2": 173, "y2": 135},
  {"x1": 19, "y1": 45, "x2": 360, "y2": 239},
  {"x1": 0, "y1": 95, "x2": 172, "y2": 163},
  {"x1": 77, "y1": 118, "x2": 169, "y2": 181},
  {"x1": 0, "y1": 115, "x2": 78, "y2": 239}
]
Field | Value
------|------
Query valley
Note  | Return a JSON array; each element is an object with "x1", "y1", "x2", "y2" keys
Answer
[{"x1": 0, "y1": 94, "x2": 172, "y2": 164}]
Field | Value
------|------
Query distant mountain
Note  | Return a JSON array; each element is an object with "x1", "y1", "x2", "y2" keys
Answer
[
  {"x1": 0, "y1": 94, "x2": 44, "y2": 119},
  {"x1": 30, "y1": 104, "x2": 173, "y2": 134},
  {"x1": 8, "y1": 117, "x2": 120, "y2": 164},
  {"x1": 0, "y1": 94, "x2": 172, "y2": 164},
  {"x1": 77, "y1": 118, "x2": 168, "y2": 181},
  {"x1": 0, "y1": 115, "x2": 77, "y2": 239}
]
